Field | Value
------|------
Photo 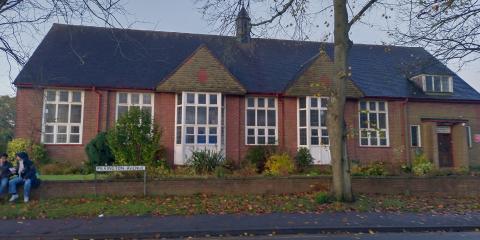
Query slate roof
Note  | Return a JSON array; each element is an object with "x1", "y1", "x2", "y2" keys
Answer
[{"x1": 14, "y1": 24, "x2": 480, "y2": 101}]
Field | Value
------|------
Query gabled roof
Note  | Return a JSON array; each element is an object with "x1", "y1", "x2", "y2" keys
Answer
[{"x1": 14, "y1": 24, "x2": 480, "y2": 101}]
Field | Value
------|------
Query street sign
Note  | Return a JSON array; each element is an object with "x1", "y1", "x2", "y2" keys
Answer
[{"x1": 95, "y1": 165, "x2": 146, "y2": 172}]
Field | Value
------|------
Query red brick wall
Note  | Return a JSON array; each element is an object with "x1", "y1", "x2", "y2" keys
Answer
[
  {"x1": 225, "y1": 95, "x2": 242, "y2": 163},
  {"x1": 155, "y1": 92, "x2": 176, "y2": 165},
  {"x1": 15, "y1": 88, "x2": 43, "y2": 142}
]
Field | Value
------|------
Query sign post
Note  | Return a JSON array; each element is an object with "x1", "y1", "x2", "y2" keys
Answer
[{"x1": 94, "y1": 165, "x2": 147, "y2": 197}]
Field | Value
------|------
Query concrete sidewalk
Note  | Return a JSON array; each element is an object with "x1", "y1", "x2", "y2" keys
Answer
[{"x1": 1, "y1": 212, "x2": 480, "y2": 239}]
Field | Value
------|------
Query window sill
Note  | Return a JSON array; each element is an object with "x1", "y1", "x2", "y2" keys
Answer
[
  {"x1": 43, "y1": 143, "x2": 84, "y2": 146},
  {"x1": 358, "y1": 145, "x2": 390, "y2": 148}
]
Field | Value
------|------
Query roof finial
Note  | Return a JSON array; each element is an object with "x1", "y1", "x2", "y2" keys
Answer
[{"x1": 236, "y1": 3, "x2": 251, "y2": 43}]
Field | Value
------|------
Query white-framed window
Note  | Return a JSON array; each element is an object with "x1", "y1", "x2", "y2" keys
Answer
[
  {"x1": 466, "y1": 126, "x2": 472, "y2": 148},
  {"x1": 412, "y1": 75, "x2": 453, "y2": 93},
  {"x1": 42, "y1": 89, "x2": 84, "y2": 144},
  {"x1": 245, "y1": 97, "x2": 277, "y2": 145},
  {"x1": 298, "y1": 97, "x2": 329, "y2": 146},
  {"x1": 359, "y1": 100, "x2": 389, "y2": 147},
  {"x1": 116, "y1": 92, "x2": 154, "y2": 120},
  {"x1": 410, "y1": 125, "x2": 421, "y2": 147},
  {"x1": 175, "y1": 92, "x2": 224, "y2": 145}
]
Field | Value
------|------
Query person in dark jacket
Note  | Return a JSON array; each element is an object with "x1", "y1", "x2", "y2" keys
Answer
[
  {"x1": 8, "y1": 152, "x2": 39, "y2": 203},
  {"x1": 0, "y1": 153, "x2": 12, "y2": 197}
]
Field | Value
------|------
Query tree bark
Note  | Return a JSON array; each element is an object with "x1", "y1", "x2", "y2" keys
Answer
[{"x1": 328, "y1": 0, "x2": 353, "y2": 202}]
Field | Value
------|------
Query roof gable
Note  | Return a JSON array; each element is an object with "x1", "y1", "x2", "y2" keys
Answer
[{"x1": 157, "y1": 45, "x2": 246, "y2": 94}]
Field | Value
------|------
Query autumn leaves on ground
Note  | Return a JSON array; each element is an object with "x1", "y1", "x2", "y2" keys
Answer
[{"x1": 1, "y1": 193, "x2": 480, "y2": 219}]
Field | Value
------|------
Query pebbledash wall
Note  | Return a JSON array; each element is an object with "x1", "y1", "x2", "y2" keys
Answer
[{"x1": 15, "y1": 86, "x2": 480, "y2": 169}]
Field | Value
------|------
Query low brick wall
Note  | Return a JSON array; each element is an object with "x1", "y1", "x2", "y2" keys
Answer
[{"x1": 31, "y1": 176, "x2": 480, "y2": 199}]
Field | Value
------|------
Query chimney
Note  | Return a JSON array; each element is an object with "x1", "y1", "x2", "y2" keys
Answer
[{"x1": 236, "y1": 6, "x2": 251, "y2": 43}]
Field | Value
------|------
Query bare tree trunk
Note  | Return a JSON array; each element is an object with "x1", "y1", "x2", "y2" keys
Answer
[{"x1": 328, "y1": 0, "x2": 353, "y2": 202}]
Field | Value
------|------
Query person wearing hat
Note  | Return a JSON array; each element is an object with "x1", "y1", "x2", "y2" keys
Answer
[
  {"x1": 0, "y1": 153, "x2": 13, "y2": 197},
  {"x1": 8, "y1": 152, "x2": 39, "y2": 203}
]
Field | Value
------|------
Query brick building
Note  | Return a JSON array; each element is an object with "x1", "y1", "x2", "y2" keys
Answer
[{"x1": 13, "y1": 10, "x2": 480, "y2": 170}]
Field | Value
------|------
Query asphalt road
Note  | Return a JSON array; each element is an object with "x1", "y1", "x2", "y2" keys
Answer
[{"x1": 188, "y1": 231, "x2": 480, "y2": 240}]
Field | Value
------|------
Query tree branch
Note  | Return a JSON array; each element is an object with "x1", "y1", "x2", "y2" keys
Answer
[
  {"x1": 251, "y1": 0, "x2": 295, "y2": 26},
  {"x1": 348, "y1": 0, "x2": 378, "y2": 27}
]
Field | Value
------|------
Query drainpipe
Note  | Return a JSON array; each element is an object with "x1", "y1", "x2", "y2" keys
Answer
[
  {"x1": 93, "y1": 87, "x2": 102, "y2": 133},
  {"x1": 403, "y1": 98, "x2": 410, "y2": 166}
]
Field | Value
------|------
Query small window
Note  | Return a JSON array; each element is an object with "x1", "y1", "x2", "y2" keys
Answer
[
  {"x1": 116, "y1": 92, "x2": 154, "y2": 120},
  {"x1": 410, "y1": 125, "x2": 421, "y2": 147},
  {"x1": 358, "y1": 100, "x2": 389, "y2": 147},
  {"x1": 466, "y1": 126, "x2": 472, "y2": 148},
  {"x1": 417, "y1": 75, "x2": 453, "y2": 93}
]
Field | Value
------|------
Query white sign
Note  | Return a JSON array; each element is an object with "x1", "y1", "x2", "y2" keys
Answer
[{"x1": 95, "y1": 166, "x2": 146, "y2": 172}]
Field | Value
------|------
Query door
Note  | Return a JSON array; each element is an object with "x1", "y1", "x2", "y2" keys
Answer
[{"x1": 438, "y1": 133, "x2": 453, "y2": 167}]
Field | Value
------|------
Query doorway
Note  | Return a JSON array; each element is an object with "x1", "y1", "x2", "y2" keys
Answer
[{"x1": 437, "y1": 126, "x2": 453, "y2": 168}]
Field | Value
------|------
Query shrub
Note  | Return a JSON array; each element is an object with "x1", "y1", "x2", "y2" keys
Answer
[
  {"x1": 85, "y1": 132, "x2": 115, "y2": 171},
  {"x1": 295, "y1": 147, "x2": 313, "y2": 173},
  {"x1": 234, "y1": 161, "x2": 258, "y2": 177},
  {"x1": 7, "y1": 138, "x2": 49, "y2": 165},
  {"x1": 412, "y1": 153, "x2": 433, "y2": 176},
  {"x1": 351, "y1": 161, "x2": 388, "y2": 176},
  {"x1": 187, "y1": 149, "x2": 225, "y2": 174},
  {"x1": 244, "y1": 146, "x2": 276, "y2": 173},
  {"x1": 314, "y1": 192, "x2": 332, "y2": 204},
  {"x1": 107, "y1": 107, "x2": 162, "y2": 166},
  {"x1": 306, "y1": 166, "x2": 332, "y2": 176},
  {"x1": 40, "y1": 162, "x2": 85, "y2": 175},
  {"x1": 264, "y1": 153, "x2": 295, "y2": 176}
]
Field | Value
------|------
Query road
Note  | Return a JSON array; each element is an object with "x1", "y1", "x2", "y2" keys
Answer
[{"x1": 188, "y1": 231, "x2": 480, "y2": 240}]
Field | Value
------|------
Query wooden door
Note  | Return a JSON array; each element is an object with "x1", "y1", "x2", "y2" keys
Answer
[{"x1": 437, "y1": 133, "x2": 453, "y2": 167}]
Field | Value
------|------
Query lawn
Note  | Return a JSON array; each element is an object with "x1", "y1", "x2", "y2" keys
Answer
[
  {"x1": 39, "y1": 174, "x2": 109, "y2": 181},
  {"x1": 1, "y1": 193, "x2": 480, "y2": 219}
]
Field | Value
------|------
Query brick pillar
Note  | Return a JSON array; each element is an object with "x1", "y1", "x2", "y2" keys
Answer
[
  {"x1": 452, "y1": 124, "x2": 469, "y2": 169},
  {"x1": 421, "y1": 122, "x2": 438, "y2": 167}
]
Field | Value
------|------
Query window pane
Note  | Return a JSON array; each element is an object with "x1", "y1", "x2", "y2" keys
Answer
[
  {"x1": 46, "y1": 91, "x2": 56, "y2": 102},
  {"x1": 369, "y1": 102, "x2": 376, "y2": 111},
  {"x1": 426, "y1": 76, "x2": 433, "y2": 91},
  {"x1": 186, "y1": 106, "x2": 195, "y2": 124},
  {"x1": 143, "y1": 94, "x2": 151, "y2": 105},
  {"x1": 441, "y1": 78, "x2": 450, "y2": 92},
  {"x1": 186, "y1": 127, "x2": 194, "y2": 134},
  {"x1": 320, "y1": 110, "x2": 327, "y2": 127},
  {"x1": 72, "y1": 92, "x2": 82, "y2": 103},
  {"x1": 247, "y1": 137, "x2": 255, "y2": 144},
  {"x1": 44, "y1": 134, "x2": 54, "y2": 143},
  {"x1": 57, "y1": 104, "x2": 69, "y2": 123},
  {"x1": 45, "y1": 104, "x2": 56, "y2": 123},
  {"x1": 369, "y1": 113, "x2": 377, "y2": 128},
  {"x1": 209, "y1": 94, "x2": 217, "y2": 105},
  {"x1": 69, "y1": 135, "x2": 80, "y2": 143},
  {"x1": 59, "y1": 91, "x2": 69, "y2": 102},
  {"x1": 198, "y1": 94, "x2": 206, "y2": 104},
  {"x1": 311, "y1": 98, "x2": 318, "y2": 108},
  {"x1": 321, "y1": 98, "x2": 328, "y2": 108},
  {"x1": 177, "y1": 106, "x2": 182, "y2": 124},
  {"x1": 258, "y1": 128, "x2": 265, "y2": 136},
  {"x1": 258, "y1": 136, "x2": 265, "y2": 145},
  {"x1": 310, "y1": 110, "x2": 319, "y2": 126},
  {"x1": 187, "y1": 93, "x2": 195, "y2": 104},
  {"x1": 268, "y1": 129, "x2": 275, "y2": 136},
  {"x1": 300, "y1": 128, "x2": 307, "y2": 145},
  {"x1": 208, "y1": 107, "x2": 218, "y2": 124},
  {"x1": 209, "y1": 127, "x2": 217, "y2": 134},
  {"x1": 57, "y1": 126, "x2": 67, "y2": 133},
  {"x1": 45, "y1": 125, "x2": 54, "y2": 133},
  {"x1": 117, "y1": 106, "x2": 128, "y2": 118},
  {"x1": 299, "y1": 97, "x2": 306, "y2": 109},
  {"x1": 131, "y1": 93, "x2": 140, "y2": 105},
  {"x1": 247, "y1": 98, "x2": 254, "y2": 107},
  {"x1": 311, "y1": 129, "x2": 318, "y2": 136},
  {"x1": 186, "y1": 135, "x2": 195, "y2": 144},
  {"x1": 247, "y1": 128, "x2": 255, "y2": 136},
  {"x1": 370, "y1": 131, "x2": 378, "y2": 145},
  {"x1": 56, "y1": 134, "x2": 67, "y2": 143},
  {"x1": 70, "y1": 105, "x2": 82, "y2": 123},
  {"x1": 299, "y1": 110, "x2": 306, "y2": 127},
  {"x1": 267, "y1": 110, "x2": 276, "y2": 126},
  {"x1": 411, "y1": 126, "x2": 419, "y2": 147},
  {"x1": 119, "y1": 93, "x2": 128, "y2": 104},
  {"x1": 268, "y1": 98, "x2": 275, "y2": 108},
  {"x1": 321, "y1": 129, "x2": 328, "y2": 137},
  {"x1": 247, "y1": 110, "x2": 255, "y2": 126},
  {"x1": 177, "y1": 93, "x2": 182, "y2": 105},
  {"x1": 360, "y1": 113, "x2": 368, "y2": 128},
  {"x1": 71, "y1": 126, "x2": 80, "y2": 134},
  {"x1": 380, "y1": 139, "x2": 387, "y2": 146},
  {"x1": 361, "y1": 138, "x2": 368, "y2": 146},
  {"x1": 209, "y1": 136, "x2": 217, "y2": 144},
  {"x1": 321, "y1": 137, "x2": 329, "y2": 145},
  {"x1": 378, "y1": 113, "x2": 386, "y2": 129},
  {"x1": 198, "y1": 127, "x2": 206, "y2": 134},
  {"x1": 142, "y1": 106, "x2": 152, "y2": 117},
  {"x1": 257, "y1": 110, "x2": 266, "y2": 126},
  {"x1": 197, "y1": 107, "x2": 207, "y2": 124},
  {"x1": 267, "y1": 137, "x2": 276, "y2": 144},
  {"x1": 197, "y1": 135, "x2": 206, "y2": 144},
  {"x1": 360, "y1": 101, "x2": 367, "y2": 110},
  {"x1": 434, "y1": 76, "x2": 441, "y2": 92},
  {"x1": 257, "y1": 98, "x2": 265, "y2": 108},
  {"x1": 311, "y1": 136, "x2": 319, "y2": 145},
  {"x1": 176, "y1": 126, "x2": 182, "y2": 144},
  {"x1": 378, "y1": 102, "x2": 385, "y2": 111}
]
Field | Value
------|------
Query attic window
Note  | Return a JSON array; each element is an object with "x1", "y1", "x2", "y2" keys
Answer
[{"x1": 411, "y1": 75, "x2": 453, "y2": 93}]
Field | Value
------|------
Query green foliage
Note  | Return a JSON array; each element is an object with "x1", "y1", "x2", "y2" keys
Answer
[
  {"x1": 187, "y1": 149, "x2": 225, "y2": 174},
  {"x1": 244, "y1": 145, "x2": 276, "y2": 173},
  {"x1": 7, "y1": 138, "x2": 49, "y2": 165},
  {"x1": 314, "y1": 192, "x2": 331, "y2": 204},
  {"x1": 352, "y1": 161, "x2": 388, "y2": 176},
  {"x1": 106, "y1": 107, "x2": 162, "y2": 166},
  {"x1": 412, "y1": 153, "x2": 433, "y2": 176},
  {"x1": 0, "y1": 96, "x2": 15, "y2": 153},
  {"x1": 40, "y1": 162, "x2": 85, "y2": 175},
  {"x1": 294, "y1": 147, "x2": 313, "y2": 172},
  {"x1": 234, "y1": 161, "x2": 258, "y2": 177},
  {"x1": 305, "y1": 166, "x2": 332, "y2": 176},
  {"x1": 85, "y1": 132, "x2": 115, "y2": 171},
  {"x1": 264, "y1": 153, "x2": 294, "y2": 176}
]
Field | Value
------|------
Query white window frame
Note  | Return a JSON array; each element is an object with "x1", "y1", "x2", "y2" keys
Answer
[
  {"x1": 116, "y1": 92, "x2": 154, "y2": 120},
  {"x1": 41, "y1": 89, "x2": 84, "y2": 144},
  {"x1": 414, "y1": 75, "x2": 453, "y2": 93},
  {"x1": 245, "y1": 96, "x2": 278, "y2": 145},
  {"x1": 175, "y1": 92, "x2": 224, "y2": 147},
  {"x1": 297, "y1": 96, "x2": 329, "y2": 147},
  {"x1": 466, "y1": 126, "x2": 472, "y2": 148},
  {"x1": 358, "y1": 100, "x2": 390, "y2": 147},
  {"x1": 410, "y1": 125, "x2": 421, "y2": 147}
]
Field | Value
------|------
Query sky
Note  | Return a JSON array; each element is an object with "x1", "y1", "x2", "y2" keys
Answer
[{"x1": 1, "y1": 0, "x2": 479, "y2": 96}]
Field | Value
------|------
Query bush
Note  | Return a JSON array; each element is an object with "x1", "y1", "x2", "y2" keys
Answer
[
  {"x1": 315, "y1": 192, "x2": 332, "y2": 204},
  {"x1": 352, "y1": 161, "x2": 388, "y2": 176},
  {"x1": 295, "y1": 147, "x2": 313, "y2": 172},
  {"x1": 234, "y1": 161, "x2": 258, "y2": 177},
  {"x1": 264, "y1": 153, "x2": 295, "y2": 176},
  {"x1": 187, "y1": 149, "x2": 225, "y2": 175},
  {"x1": 40, "y1": 162, "x2": 85, "y2": 175},
  {"x1": 412, "y1": 153, "x2": 433, "y2": 176},
  {"x1": 107, "y1": 107, "x2": 162, "y2": 166},
  {"x1": 85, "y1": 132, "x2": 115, "y2": 171},
  {"x1": 7, "y1": 138, "x2": 49, "y2": 165},
  {"x1": 306, "y1": 166, "x2": 332, "y2": 176},
  {"x1": 244, "y1": 146, "x2": 276, "y2": 173}
]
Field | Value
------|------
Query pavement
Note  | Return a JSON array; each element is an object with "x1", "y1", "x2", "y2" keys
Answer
[{"x1": 1, "y1": 212, "x2": 480, "y2": 239}]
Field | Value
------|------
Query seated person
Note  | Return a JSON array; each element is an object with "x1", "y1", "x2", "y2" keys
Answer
[
  {"x1": 0, "y1": 153, "x2": 12, "y2": 197},
  {"x1": 8, "y1": 152, "x2": 39, "y2": 203}
]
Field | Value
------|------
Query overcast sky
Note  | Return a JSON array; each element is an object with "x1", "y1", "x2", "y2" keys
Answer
[{"x1": 1, "y1": 0, "x2": 479, "y2": 96}]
